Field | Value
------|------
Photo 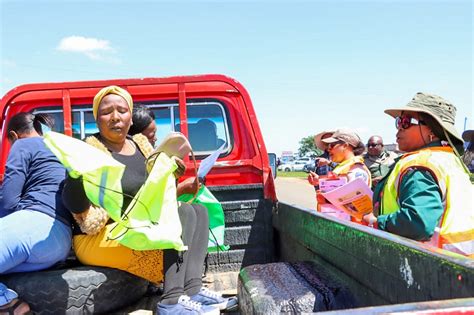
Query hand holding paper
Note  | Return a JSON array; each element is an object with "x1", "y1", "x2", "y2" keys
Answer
[{"x1": 321, "y1": 178, "x2": 373, "y2": 220}]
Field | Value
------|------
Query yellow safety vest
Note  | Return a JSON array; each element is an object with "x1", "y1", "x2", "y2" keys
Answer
[
  {"x1": 332, "y1": 156, "x2": 372, "y2": 187},
  {"x1": 380, "y1": 147, "x2": 474, "y2": 258},
  {"x1": 85, "y1": 134, "x2": 186, "y2": 251}
]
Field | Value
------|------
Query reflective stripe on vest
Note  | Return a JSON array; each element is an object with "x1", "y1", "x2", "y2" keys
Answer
[
  {"x1": 333, "y1": 156, "x2": 372, "y2": 187},
  {"x1": 380, "y1": 146, "x2": 474, "y2": 257}
]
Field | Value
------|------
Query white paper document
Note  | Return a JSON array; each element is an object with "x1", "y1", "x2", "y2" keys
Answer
[
  {"x1": 319, "y1": 177, "x2": 347, "y2": 193},
  {"x1": 197, "y1": 143, "x2": 226, "y2": 178},
  {"x1": 321, "y1": 177, "x2": 373, "y2": 219}
]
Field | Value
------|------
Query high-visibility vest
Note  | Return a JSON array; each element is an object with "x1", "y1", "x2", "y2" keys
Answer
[
  {"x1": 84, "y1": 134, "x2": 186, "y2": 251},
  {"x1": 44, "y1": 131, "x2": 126, "y2": 219},
  {"x1": 332, "y1": 156, "x2": 372, "y2": 187},
  {"x1": 380, "y1": 146, "x2": 474, "y2": 258}
]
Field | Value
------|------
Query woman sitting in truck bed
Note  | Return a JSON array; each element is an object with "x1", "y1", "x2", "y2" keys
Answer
[
  {"x1": 0, "y1": 113, "x2": 73, "y2": 315},
  {"x1": 62, "y1": 86, "x2": 236, "y2": 314},
  {"x1": 362, "y1": 92, "x2": 473, "y2": 258}
]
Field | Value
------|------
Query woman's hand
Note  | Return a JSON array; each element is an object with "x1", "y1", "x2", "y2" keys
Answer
[
  {"x1": 362, "y1": 213, "x2": 378, "y2": 227},
  {"x1": 177, "y1": 177, "x2": 200, "y2": 196},
  {"x1": 372, "y1": 176, "x2": 382, "y2": 187},
  {"x1": 172, "y1": 157, "x2": 186, "y2": 178},
  {"x1": 317, "y1": 158, "x2": 330, "y2": 166},
  {"x1": 307, "y1": 171, "x2": 320, "y2": 186},
  {"x1": 72, "y1": 205, "x2": 109, "y2": 235}
]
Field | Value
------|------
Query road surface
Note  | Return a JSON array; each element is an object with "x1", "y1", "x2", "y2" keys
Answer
[{"x1": 274, "y1": 176, "x2": 316, "y2": 210}]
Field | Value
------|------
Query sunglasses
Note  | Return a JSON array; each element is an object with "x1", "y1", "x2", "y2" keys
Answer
[
  {"x1": 367, "y1": 143, "x2": 381, "y2": 148},
  {"x1": 395, "y1": 115, "x2": 426, "y2": 130},
  {"x1": 328, "y1": 141, "x2": 344, "y2": 149}
]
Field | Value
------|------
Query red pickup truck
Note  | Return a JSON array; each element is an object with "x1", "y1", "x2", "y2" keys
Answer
[{"x1": 0, "y1": 75, "x2": 472, "y2": 314}]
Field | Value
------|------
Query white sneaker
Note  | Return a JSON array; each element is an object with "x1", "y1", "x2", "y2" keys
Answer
[
  {"x1": 156, "y1": 295, "x2": 219, "y2": 315},
  {"x1": 190, "y1": 287, "x2": 238, "y2": 310}
]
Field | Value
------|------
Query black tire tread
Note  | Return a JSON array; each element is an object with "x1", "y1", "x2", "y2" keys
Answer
[{"x1": 0, "y1": 266, "x2": 148, "y2": 314}]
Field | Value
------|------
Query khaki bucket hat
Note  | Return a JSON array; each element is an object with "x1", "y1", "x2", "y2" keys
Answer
[{"x1": 384, "y1": 92, "x2": 463, "y2": 144}]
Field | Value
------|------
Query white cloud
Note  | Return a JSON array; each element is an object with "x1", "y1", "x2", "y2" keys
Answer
[{"x1": 56, "y1": 36, "x2": 119, "y2": 62}]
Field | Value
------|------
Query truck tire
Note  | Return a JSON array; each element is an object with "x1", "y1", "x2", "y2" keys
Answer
[
  {"x1": 285, "y1": 167, "x2": 291, "y2": 172},
  {"x1": 0, "y1": 266, "x2": 149, "y2": 314},
  {"x1": 239, "y1": 261, "x2": 356, "y2": 314}
]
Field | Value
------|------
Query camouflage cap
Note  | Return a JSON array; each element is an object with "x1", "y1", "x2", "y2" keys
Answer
[
  {"x1": 385, "y1": 92, "x2": 463, "y2": 144},
  {"x1": 321, "y1": 128, "x2": 362, "y2": 148}
]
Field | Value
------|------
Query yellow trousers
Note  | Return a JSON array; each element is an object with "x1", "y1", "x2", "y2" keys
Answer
[{"x1": 73, "y1": 224, "x2": 164, "y2": 283}]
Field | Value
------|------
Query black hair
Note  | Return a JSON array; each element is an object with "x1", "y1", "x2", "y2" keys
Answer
[
  {"x1": 419, "y1": 112, "x2": 464, "y2": 153},
  {"x1": 419, "y1": 113, "x2": 446, "y2": 141},
  {"x1": 352, "y1": 141, "x2": 366, "y2": 156},
  {"x1": 128, "y1": 105, "x2": 155, "y2": 136},
  {"x1": 7, "y1": 112, "x2": 54, "y2": 140}
]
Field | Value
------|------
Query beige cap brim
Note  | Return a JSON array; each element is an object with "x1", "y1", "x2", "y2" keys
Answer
[{"x1": 314, "y1": 131, "x2": 334, "y2": 150}]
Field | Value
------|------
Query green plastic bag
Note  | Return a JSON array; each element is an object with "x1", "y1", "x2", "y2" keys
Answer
[
  {"x1": 44, "y1": 132, "x2": 125, "y2": 219},
  {"x1": 109, "y1": 153, "x2": 186, "y2": 251},
  {"x1": 178, "y1": 185, "x2": 229, "y2": 252}
]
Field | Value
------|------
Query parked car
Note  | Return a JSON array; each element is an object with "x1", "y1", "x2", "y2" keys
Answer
[
  {"x1": 278, "y1": 159, "x2": 307, "y2": 172},
  {"x1": 303, "y1": 159, "x2": 316, "y2": 173},
  {"x1": 295, "y1": 157, "x2": 311, "y2": 163}
]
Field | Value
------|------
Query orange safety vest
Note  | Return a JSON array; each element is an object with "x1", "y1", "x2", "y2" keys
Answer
[{"x1": 332, "y1": 155, "x2": 372, "y2": 188}]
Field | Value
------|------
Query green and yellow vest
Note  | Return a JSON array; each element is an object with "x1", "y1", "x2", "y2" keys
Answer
[{"x1": 380, "y1": 147, "x2": 474, "y2": 258}]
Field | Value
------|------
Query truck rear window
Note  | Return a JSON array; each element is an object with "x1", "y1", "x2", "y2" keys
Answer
[{"x1": 33, "y1": 100, "x2": 231, "y2": 155}]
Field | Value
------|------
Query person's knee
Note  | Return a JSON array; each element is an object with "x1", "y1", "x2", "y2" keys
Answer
[
  {"x1": 178, "y1": 203, "x2": 197, "y2": 226},
  {"x1": 191, "y1": 204, "x2": 209, "y2": 222}
]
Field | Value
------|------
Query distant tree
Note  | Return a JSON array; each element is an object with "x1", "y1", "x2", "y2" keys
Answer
[{"x1": 298, "y1": 135, "x2": 323, "y2": 157}]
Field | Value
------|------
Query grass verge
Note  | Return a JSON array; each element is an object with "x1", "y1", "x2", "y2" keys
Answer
[{"x1": 277, "y1": 171, "x2": 307, "y2": 178}]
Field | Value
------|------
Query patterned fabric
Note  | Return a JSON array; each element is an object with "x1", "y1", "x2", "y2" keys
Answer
[{"x1": 74, "y1": 224, "x2": 164, "y2": 283}]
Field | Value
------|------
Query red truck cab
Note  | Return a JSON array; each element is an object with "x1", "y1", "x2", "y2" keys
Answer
[{"x1": 0, "y1": 74, "x2": 276, "y2": 199}]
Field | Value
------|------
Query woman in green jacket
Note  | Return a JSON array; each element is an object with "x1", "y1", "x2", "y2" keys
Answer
[{"x1": 363, "y1": 93, "x2": 473, "y2": 257}]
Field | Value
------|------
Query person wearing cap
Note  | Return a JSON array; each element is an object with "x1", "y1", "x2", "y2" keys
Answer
[
  {"x1": 363, "y1": 135, "x2": 398, "y2": 188},
  {"x1": 461, "y1": 129, "x2": 474, "y2": 175},
  {"x1": 308, "y1": 128, "x2": 371, "y2": 189},
  {"x1": 62, "y1": 86, "x2": 236, "y2": 314},
  {"x1": 362, "y1": 92, "x2": 473, "y2": 258},
  {"x1": 312, "y1": 130, "x2": 337, "y2": 176}
]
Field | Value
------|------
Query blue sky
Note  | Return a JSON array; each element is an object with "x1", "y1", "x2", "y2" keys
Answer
[{"x1": 1, "y1": 0, "x2": 472, "y2": 156}]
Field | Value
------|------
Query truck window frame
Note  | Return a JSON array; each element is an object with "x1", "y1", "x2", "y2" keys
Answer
[{"x1": 32, "y1": 99, "x2": 232, "y2": 157}]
